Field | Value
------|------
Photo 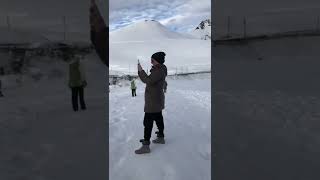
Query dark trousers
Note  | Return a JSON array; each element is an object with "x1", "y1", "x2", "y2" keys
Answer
[
  {"x1": 144, "y1": 112, "x2": 164, "y2": 141},
  {"x1": 132, "y1": 89, "x2": 136, "y2": 97},
  {"x1": 71, "y1": 87, "x2": 86, "y2": 111}
]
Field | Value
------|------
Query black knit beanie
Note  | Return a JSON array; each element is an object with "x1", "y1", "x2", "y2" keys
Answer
[{"x1": 151, "y1": 52, "x2": 166, "y2": 64}]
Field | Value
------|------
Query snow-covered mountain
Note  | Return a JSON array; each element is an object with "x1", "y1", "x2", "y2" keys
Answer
[
  {"x1": 110, "y1": 20, "x2": 195, "y2": 42},
  {"x1": 109, "y1": 20, "x2": 211, "y2": 75},
  {"x1": 191, "y1": 19, "x2": 212, "y2": 40}
]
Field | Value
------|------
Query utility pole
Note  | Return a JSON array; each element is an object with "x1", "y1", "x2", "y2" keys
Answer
[
  {"x1": 243, "y1": 17, "x2": 247, "y2": 39},
  {"x1": 317, "y1": 16, "x2": 320, "y2": 32},
  {"x1": 227, "y1": 16, "x2": 231, "y2": 37},
  {"x1": 63, "y1": 16, "x2": 66, "y2": 41},
  {"x1": 129, "y1": 64, "x2": 131, "y2": 75}
]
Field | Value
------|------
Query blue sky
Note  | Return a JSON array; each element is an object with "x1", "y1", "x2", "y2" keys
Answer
[{"x1": 109, "y1": 0, "x2": 211, "y2": 32}]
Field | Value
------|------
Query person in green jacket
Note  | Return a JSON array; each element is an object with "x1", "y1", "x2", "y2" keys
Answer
[
  {"x1": 68, "y1": 57, "x2": 87, "y2": 111},
  {"x1": 131, "y1": 79, "x2": 137, "y2": 97}
]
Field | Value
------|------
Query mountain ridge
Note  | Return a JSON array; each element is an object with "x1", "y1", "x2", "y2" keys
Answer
[{"x1": 110, "y1": 20, "x2": 195, "y2": 41}]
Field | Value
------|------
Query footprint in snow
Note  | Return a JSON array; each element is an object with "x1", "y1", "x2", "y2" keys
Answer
[
  {"x1": 110, "y1": 118, "x2": 121, "y2": 124},
  {"x1": 163, "y1": 164, "x2": 177, "y2": 180},
  {"x1": 197, "y1": 144, "x2": 211, "y2": 160}
]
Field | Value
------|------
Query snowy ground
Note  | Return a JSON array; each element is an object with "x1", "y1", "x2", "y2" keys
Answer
[
  {"x1": 213, "y1": 36, "x2": 320, "y2": 179},
  {"x1": 0, "y1": 53, "x2": 108, "y2": 179},
  {"x1": 109, "y1": 73, "x2": 211, "y2": 180}
]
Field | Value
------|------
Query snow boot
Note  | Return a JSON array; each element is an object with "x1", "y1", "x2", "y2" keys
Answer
[
  {"x1": 155, "y1": 131, "x2": 165, "y2": 136},
  {"x1": 152, "y1": 137, "x2": 165, "y2": 144},
  {"x1": 135, "y1": 145, "x2": 150, "y2": 154},
  {"x1": 135, "y1": 140, "x2": 151, "y2": 154}
]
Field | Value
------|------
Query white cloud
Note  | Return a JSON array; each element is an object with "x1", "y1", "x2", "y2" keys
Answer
[
  {"x1": 110, "y1": 0, "x2": 211, "y2": 32},
  {"x1": 0, "y1": 0, "x2": 211, "y2": 34}
]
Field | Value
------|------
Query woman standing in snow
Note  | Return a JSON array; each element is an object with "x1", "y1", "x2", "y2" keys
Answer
[
  {"x1": 135, "y1": 52, "x2": 168, "y2": 154},
  {"x1": 68, "y1": 57, "x2": 87, "y2": 111}
]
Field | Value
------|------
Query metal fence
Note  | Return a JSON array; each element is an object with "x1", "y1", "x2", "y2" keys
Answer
[
  {"x1": 109, "y1": 64, "x2": 211, "y2": 76},
  {"x1": 214, "y1": 11, "x2": 320, "y2": 40},
  {"x1": 0, "y1": 15, "x2": 90, "y2": 42}
]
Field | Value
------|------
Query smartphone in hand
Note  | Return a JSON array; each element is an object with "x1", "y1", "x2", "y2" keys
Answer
[{"x1": 137, "y1": 60, "x2": 142, "y2": 72}]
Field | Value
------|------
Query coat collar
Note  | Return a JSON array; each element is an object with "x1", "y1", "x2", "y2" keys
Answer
[{"x1": 152, "y1": 64, "x2": 162, "y2": 69}]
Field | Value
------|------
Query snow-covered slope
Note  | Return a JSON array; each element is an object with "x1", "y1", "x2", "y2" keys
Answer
[
  {"x1": 110, "y1": 20, "x2": 195, "y2": 42},
  {"x1": 191, "y1": 19, "x2": 212, "y2": 40},
  {"x1": 109, "y1": 20, "x2": 211, "y2": 75}
]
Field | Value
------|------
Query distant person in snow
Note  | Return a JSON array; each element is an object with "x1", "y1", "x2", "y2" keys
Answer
[
  {"x1": 68, "y1": 56, "x2": 87, "y2": 112},
  {"x1": 90, "y1": 0, "x2": 108, "y2": 66},
  {"x1": 135, "y1": 52, "x2": 168, "y2": 154},
  {"x1": 131, "y1": 79, "x2": 137, "y2": 97}
]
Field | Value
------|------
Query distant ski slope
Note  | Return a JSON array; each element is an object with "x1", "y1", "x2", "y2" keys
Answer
[{"x1": 109, "y1": 20, "x2": 211, "y2": 75}]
